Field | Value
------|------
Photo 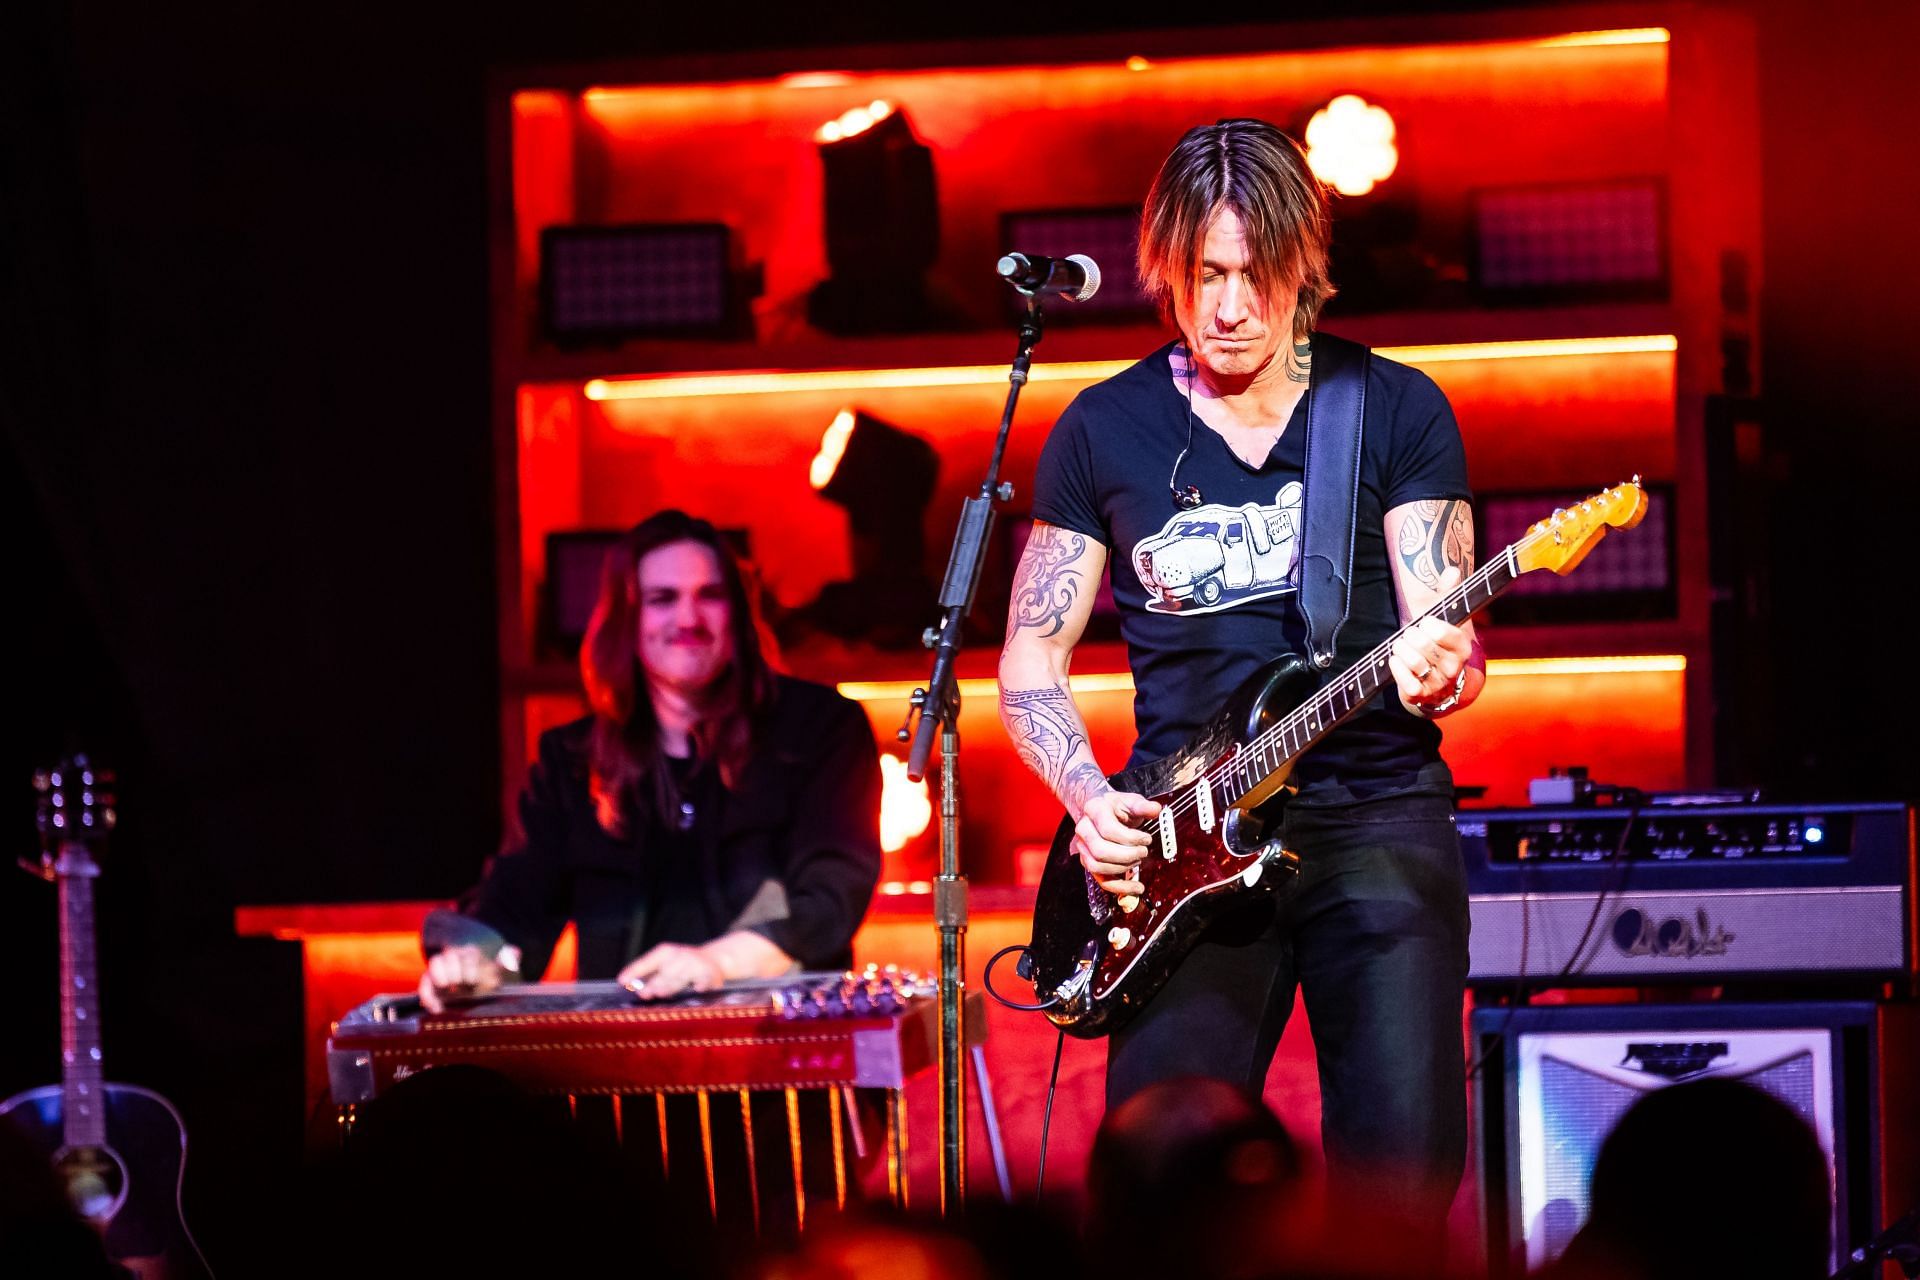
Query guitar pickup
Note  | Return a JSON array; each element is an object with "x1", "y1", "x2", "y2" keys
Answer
[
  {"x1": 1157, "y1": 806, "x2": 1177, "y2": 860},
  {"x1": 1194, "y1": 779, "x2": 1215, "y2": 832}
]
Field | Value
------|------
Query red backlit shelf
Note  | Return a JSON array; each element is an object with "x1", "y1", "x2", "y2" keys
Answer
[{"x1": 489, "y1": 7, "x2": 1761, "y2": 875}]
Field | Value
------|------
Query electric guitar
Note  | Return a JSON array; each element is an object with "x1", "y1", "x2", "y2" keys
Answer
[
  {"x1": 1, "y1": 755, "x2": 210, "y2": 1277},
  {"x1": 1025, "y1": 480, "x2": 1648, "y2": 1037}
]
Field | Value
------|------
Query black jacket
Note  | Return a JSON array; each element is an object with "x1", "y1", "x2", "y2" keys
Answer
[{"x1": 425, "y1": 676, "x2": 883, "y2": 979}]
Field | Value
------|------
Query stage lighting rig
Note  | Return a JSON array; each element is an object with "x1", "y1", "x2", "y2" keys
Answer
[
  {"x1": 1304, "y1": 94, "x2": 1399, "y2": 196},
  {"x1": 807, "y1": 101, "x2": 941, "y2": 334},
  {"x1": 795, "y1": 409, "x2": 939, "y2": 645}
]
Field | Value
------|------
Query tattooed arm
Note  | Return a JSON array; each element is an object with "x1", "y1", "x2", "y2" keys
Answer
[
  {"x1": 998, "y1": 522, "x2": 1108, "y2": 809},
  {"x1": 997, "y1": 522, "x2": 1156, "y2": 895},
  {"x1": 1383, "y1": 498, "x2": 1487, "y2": 718}
]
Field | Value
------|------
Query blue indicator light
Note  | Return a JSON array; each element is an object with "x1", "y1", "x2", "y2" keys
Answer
[{"x1": 1805, "y1": 824, "x2": 1825, "y2": 845}]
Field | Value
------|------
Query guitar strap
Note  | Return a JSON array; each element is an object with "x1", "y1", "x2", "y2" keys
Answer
[{"x1": 1298, "y1": 331, "x2": 1370, "y2": 674}]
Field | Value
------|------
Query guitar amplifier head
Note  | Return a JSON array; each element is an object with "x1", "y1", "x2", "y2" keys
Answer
[{"x1": 1460, "y1": 801, "x2": 1914, "y2": 986}]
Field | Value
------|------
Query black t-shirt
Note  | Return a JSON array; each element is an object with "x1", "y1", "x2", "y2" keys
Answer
[
  {"x1": 638, "y1": 755, "x2": 726, "y2": 950},
  {"x1": 1031, "y1": 337, "x2": 1471, "y2": 804}
]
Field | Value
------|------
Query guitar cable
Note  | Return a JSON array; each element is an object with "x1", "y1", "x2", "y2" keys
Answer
[
  {"x1": 981, "y1": 942, "x2": 1069, "y2": 1194},
  {"x1": 982, "y1": 942, "x2": 1059, "y2": 1012},
  {"x1": 1036, "y1": 1028, "x2": 1067, "y2": 1196}
]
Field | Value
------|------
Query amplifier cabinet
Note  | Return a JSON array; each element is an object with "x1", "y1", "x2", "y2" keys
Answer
[
  {"x1": 1471, "y1": 1000, "x2": 1919, "y2": 1278},
  {"x1": 1461, "y1": 802, "x2": 1914, "y2": 985}
]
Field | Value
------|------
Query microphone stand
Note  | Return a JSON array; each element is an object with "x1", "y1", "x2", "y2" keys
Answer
[
  {"x1": 900, "y1": 290, "x2": 1045, "y2": 1215},
  {"x1": 1831, "y1": 1206, "x2": 1920, "y2": 1279}
]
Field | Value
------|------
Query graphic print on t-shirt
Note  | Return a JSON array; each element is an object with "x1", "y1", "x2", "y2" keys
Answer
[{"x1": 1130, "y1": 481, "x2": 1303, "y2": 615}]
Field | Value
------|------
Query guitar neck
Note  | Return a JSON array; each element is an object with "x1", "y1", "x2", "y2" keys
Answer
[
  {"x1": 1223, "y1": 549, "x2": 1522, "y2": 804},
  {"x1": 57, "y1": 848, "x2": 107, "y2": 1150}
]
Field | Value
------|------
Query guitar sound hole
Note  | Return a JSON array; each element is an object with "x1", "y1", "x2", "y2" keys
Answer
[{"x1": 54, "y1": 1143, "x2": 128, "y2": 1222}]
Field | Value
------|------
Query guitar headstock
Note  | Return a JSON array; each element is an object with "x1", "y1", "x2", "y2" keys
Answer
[
  {"x1": 26, "y1": 754, "x2": 115, "y2": 880},
  {"x1": 1511, "y1": 478, "x2": 1649, "y2": 578}
]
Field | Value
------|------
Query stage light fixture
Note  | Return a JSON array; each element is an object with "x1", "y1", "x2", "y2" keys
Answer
[
  {"x1": 1480, "y1": 485, "x2": 1675, "y2": 624},
  {"x1": 999, "y1": 206, "x2": 1153, "y2": 323},
  {"x1": 539, "y1": 222, "x2": 742, "y2": 342},
  {"x1": 1304, "y1": 94, "x2": 1399, "y2": 196},
  {"x1": 794, "y1": 409, "x2": 940, "y2": 646},
  {"x1": 807, "y1": 102, "x2": 940, "y2": 334},
  {"x1": 1473, "y1": 179, "x2": 1667, "y2": 302},
  {"x1": 544, "y1": 529, "x2": 624, "y2": 650},
  {"x1": 809, "y1": 408, "x2": 858, "y2": 489},
  {"x1": 814, "y1": 98, "x2": 893, "y2": 144}
]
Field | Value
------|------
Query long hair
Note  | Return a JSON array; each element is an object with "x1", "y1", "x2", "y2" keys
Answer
[
  {"x1": 579, "y1": 510, "x2": 779, "y2": 837},
  {"x1": 1137, "y1": 118, "x2": 1335, "y2": 343}
]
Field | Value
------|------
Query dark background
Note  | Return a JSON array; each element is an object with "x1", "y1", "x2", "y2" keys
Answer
[{"x1": 4, "y1": 0, "x2": 1916, "y2": 1266}]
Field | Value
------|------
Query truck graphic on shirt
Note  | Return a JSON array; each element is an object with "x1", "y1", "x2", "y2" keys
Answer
[{"x1": 1132, "y1": 482, "x2": 1303, "y2": 615}]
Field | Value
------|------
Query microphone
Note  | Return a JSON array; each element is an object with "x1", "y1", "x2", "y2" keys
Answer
[{"x1": 996, "y1": 252, "x2": 1101, "y2": 302}]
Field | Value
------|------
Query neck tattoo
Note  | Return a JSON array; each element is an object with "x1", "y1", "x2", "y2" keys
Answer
[{"x1": 1286, "y1": 339, "x2": 1313, "y2": 384}]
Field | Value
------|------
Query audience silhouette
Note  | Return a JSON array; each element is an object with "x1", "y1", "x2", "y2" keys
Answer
[
  {"x1": 1083, "y1": 1077, "x2": 1332, "y2": 1278},
  {"x1": 1542, "y1": 1077, "x2": 1830, "y2": 1280},
  {"x1": 303, "y1": 1064, "x2": 720, "y2": 1279},
  {"x1": 194, "y1": 1060, "x2": 1867, "y2": 1279}
]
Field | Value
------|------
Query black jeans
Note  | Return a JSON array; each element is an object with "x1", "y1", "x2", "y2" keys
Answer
[{"x1": 1106, "y1": 792, "x2": 1470, "y2": 1233}]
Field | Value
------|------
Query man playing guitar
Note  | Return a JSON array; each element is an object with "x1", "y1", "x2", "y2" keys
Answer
[{"x1": 998, "y1": 119, "x2": 1484, "y2": 1264}]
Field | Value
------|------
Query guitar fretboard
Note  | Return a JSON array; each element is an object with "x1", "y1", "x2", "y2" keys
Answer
[
  {"x1": 58, "y1": 853, "x2": 107, "y2": 1150},
  {"x1": 1220, "y1": 549, "x2": 1520, "y2": 805}
]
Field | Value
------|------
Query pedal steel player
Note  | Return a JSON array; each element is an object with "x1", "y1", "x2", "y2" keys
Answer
[
  {"x1": 418, "y1": 509, "x2": 882, "y2": 1011},
  {"x1": 998, "y1": 120, "x2": 1485, "y2": 1260}
]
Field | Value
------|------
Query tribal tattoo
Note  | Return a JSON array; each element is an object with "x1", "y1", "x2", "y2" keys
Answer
[
  {"x1": 1286, "y1": 339, "x2": 1313, "y2": 384},
  {"x1": 1002, "y1": 687, "x2": 1091, "y2": 799},
  {"x1": 1396, "y1": 499, "x2": 1475, "y2": 591},
  {"x1": 1004, "y1": 526, "x2": 1087, "y2": 649},
  {"x1": 1062, "y1": 762, "x2": 1113, "y2": 813}
]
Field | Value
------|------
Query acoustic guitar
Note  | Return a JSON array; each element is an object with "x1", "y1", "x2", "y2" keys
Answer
[{"x1": 2, "y1": 755, "x2": 211, "y2": 1277}]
